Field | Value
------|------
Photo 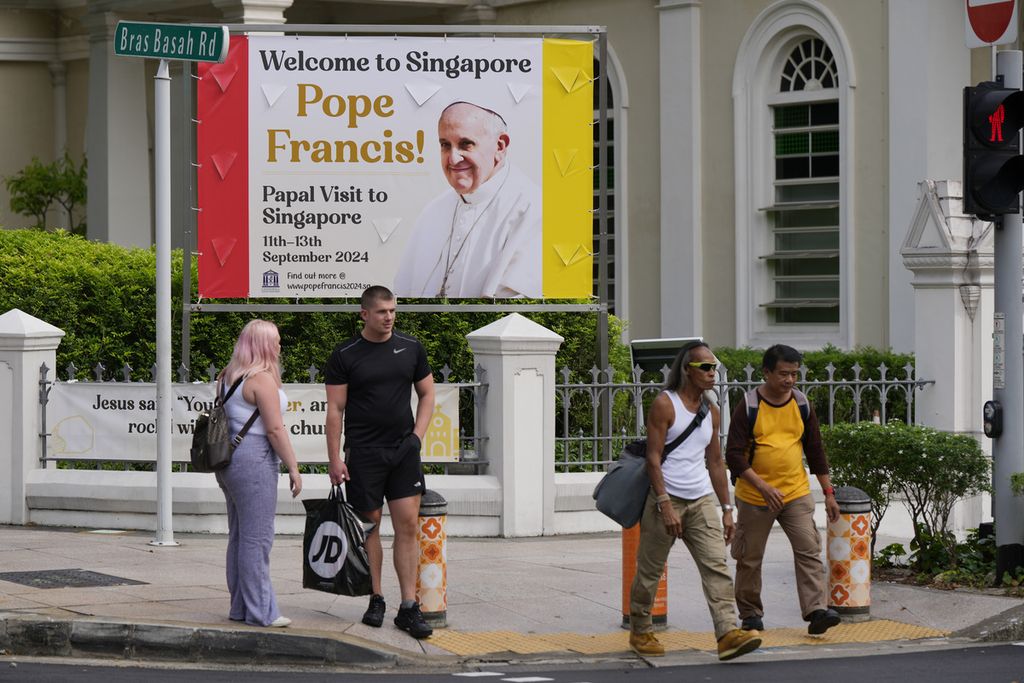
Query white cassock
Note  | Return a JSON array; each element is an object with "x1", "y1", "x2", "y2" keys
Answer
[{"x1": 394, "y1": 162, "x2": 542, "y2": 298}]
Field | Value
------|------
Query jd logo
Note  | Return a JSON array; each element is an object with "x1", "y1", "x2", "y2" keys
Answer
[{"x1": 307, "y1": 521, "x2": 348, "y2": 578}]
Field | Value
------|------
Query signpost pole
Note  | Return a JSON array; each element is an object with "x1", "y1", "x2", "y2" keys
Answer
[
  {"x1": 152, "y1": 58, "x2": 177, "y2": 547},
  {"x1": 992, "y1": 49, "x2": 1024, "y2": 580},
  {"x1": 114, "y1": 20, "x2": 227, "y2": 546}
]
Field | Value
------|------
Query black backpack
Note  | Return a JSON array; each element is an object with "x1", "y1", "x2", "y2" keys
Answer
[{"x1": 190, "y1": 376, "x2": 258, "y2": 472}]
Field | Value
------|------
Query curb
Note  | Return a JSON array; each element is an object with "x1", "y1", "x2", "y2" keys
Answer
[
  {"x1": 0, "y1": 613, "x2": 428, "y2": 668},
  {"x1": 952, "y1": 603, "x2": 1024, "y2": 642},
  {"x1": 5, "y1": 609, "x2": 1022, "y2": 670}
]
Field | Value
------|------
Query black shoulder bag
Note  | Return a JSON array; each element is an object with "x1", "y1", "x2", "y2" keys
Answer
[{"x1": 593, "y1": 399, "x2": 710, "y2": 528}]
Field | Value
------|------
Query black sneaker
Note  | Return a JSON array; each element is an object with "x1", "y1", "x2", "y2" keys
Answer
[
  {"x1": 362, "y1": 594, "x2": 386, "y2": 628},
  {"x1": 807, "y1": 608, "x2": 841, "y2": 635},
  {"x1": 394, "y1": 602, "x2": 433, "y2": 639},
  {"x1": 741, "y1": 615, "x2": 764, "y2": 631}
]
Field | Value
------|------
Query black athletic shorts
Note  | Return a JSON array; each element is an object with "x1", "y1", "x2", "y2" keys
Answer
[{"x1": 345, "y1": 434, "x2": 425, "y2": 512}]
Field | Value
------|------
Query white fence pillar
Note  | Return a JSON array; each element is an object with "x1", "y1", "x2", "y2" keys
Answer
[
  {"x1": 467, "y1": 314, "x2": 563, "y2": 537},
  {"x1": 901, "y1": 179, "x2": 993, "y2": 532},
  {"x1": 0, "y1": 310, "x2": 64, "y2": 524}
]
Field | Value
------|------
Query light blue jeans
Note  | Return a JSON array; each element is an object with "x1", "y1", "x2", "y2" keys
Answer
[{"x1": 216, "y1": 434, "x2": 282, "y2": 626}]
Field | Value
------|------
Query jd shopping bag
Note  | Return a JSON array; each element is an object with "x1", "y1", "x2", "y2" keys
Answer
[{"x1": 302, "y1": 486, "x2": 375, "y2": 596}]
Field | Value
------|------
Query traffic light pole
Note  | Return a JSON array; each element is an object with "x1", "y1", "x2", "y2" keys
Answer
[{"x1": 992, "y1": 50, "x2": 1024, "y2": 581}]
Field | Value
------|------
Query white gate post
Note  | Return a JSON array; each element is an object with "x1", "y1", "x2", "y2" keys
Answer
[
  {"x1": 0, "y1": 309, "x2": 64, "y2": 524},
  {"x1": 467, "y1": 314, "x2": 563, "y2": 537},
  {"x1": 901, "y1": 180, "x2": 994, "y2": 533}
]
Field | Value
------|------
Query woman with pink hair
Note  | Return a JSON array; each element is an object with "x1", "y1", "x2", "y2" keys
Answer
[{"x1": 216, "y1": 319, "x2": 302, "y2": 627}]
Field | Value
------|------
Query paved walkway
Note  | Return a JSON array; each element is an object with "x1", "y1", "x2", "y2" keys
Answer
[{"x1": 1, "y1": 525, "x2": 1021, "y2": 667}]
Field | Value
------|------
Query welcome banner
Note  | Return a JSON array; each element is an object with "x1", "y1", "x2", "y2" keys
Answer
[
  {"x1": 197, "y1": 35, "x2": 592, "y2": 299},
  {"x1": 47, "y1": 383, "x2": 461, "y2": 463}
]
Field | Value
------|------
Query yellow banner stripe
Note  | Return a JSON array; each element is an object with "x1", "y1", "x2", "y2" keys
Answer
[{"x1": 543, "y1": 38, "x2": 593, "y2": 298}]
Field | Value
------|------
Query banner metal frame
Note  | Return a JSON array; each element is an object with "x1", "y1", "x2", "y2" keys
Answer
[{"x1": 181, "y1": 24, "x2": 611, "y2": 379}]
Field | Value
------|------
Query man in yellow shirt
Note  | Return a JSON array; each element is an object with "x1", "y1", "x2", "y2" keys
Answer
[{"x1": 725, "y1": 344, "x2": 841, "y2": 635}]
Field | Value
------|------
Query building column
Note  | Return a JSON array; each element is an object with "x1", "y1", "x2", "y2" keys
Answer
[
  {"x1": 888, "y1": 0, "x2": 972, "y2": 351},
  {"x1": 48, "y1": 60, "x2": 69, "y2": 230},
  {"x1": 0, "y1": 310, "x2": 64, "y2": 525},
  {"x1": 467, "y1": 314, "x2": 563, "y2": 537},
  {"x1": 901, "y1": 179, "x2": 993, "y2": 532},
  {"x1": 83, "y1": 10, "x2": 152, "y2": 247},
  {"x1": 212, "y1": 0, "x2": 294, "y2": 24},
  {"x1": 48, "y1": 60, "x2": 67, "y2": 159},
  {"x1": 657, "y1": 0, "x2": 702, "y2": 337}
]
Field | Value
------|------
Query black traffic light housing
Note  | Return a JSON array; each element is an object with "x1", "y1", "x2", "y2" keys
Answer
[
  {"x1": 963, "y1": 81, "x2": 1024, "y2": 219},
  {"x1": 983, "y1": 400, "x2": 1003, "y2": 438}
]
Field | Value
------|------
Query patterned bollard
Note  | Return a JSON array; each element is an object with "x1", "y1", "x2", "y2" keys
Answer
[
  {"x1": 827, "y1": 486, "x2": 872, "y2": 621},
  {"x1": 621, "y1": 523, "x2": 668, "y2": 630},
  {"x1": 417, "y1": 489, "x2": 447, "y2": 628}
]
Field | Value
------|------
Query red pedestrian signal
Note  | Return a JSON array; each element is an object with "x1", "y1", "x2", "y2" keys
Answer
[
  {"x1": 964, "y1": 82, "x2": 1024, "y2": 218},
  {"x1": 990, "y1": 104, "x2": 1005, "y2": 142}
]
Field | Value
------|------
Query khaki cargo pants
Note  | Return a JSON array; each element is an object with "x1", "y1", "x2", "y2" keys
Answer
[{"x1": 628, "y1": 490, "x2": 737, "y2": 640}]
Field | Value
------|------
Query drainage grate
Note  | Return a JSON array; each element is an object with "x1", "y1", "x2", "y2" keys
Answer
[{"x1": 0, "y1": 569, "x2": 147, "y2": 589}]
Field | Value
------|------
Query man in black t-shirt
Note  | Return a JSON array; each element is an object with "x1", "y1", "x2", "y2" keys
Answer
[{"x1": 324, "y1": 285, "x2": 435, "y2": 639}]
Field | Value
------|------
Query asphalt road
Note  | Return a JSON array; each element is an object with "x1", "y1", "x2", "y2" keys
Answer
[{"x1": 2, "y1": 644, "x2": 1023, "y2": 682}]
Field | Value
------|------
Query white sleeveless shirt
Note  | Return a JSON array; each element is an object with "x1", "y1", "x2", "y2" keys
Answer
[
  {"x1": 223, "y1": 377, "x2": 287, "y2": 436},
  {"x1": 660, "y1": 390, "x2": 714, "y2": 500}
]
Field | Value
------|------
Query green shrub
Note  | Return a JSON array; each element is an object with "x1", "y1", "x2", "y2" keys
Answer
[
  {"x1": 820, "y1": 421, "x2": 897, "y2": 555},
  {"x1": 894, "y1": 426, "x2": 991, "y2": 564},
  {"x1": 0, "y1": 229, "x2": 630, "y2": 383},
  {"x1": 715, "y1": 344, "x2": 918, "y2": 424},
  {"x1": 1011, "y1": 472, "x2": 1024, "y2": 497},
  {"x1": 821, "y1": 420, "x2": 990, "y2": 570},
  {"x1": 0, "y1": 229, "x2": 164, "y2": 373}
]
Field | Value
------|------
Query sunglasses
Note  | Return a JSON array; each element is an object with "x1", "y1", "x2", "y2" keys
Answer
[{"x1": 687, "y1": 362, "x2": 718, "y2": 372}]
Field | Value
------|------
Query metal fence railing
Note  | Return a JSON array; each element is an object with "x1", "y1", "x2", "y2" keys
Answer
[
  {"x1": 41, "y1": 357, "x2": 932, "y2": 476},
  {"x1": 555, "y1": 363, "x2": 934, "y2": 473}
]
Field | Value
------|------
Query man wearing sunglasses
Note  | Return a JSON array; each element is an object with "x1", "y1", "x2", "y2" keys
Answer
[
  {"x1": 628, "y1": 341, "x2": 762, "y2": 662},
  {"x1": 725, "y1": 344, "x2": 841, "y2": 636}
]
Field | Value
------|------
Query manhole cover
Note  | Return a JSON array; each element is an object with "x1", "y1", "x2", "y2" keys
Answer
[{"x1": 0, "y1": 569, "x2": 147, "y2": 589}]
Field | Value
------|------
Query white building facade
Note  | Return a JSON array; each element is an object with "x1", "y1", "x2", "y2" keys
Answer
[{"x1": 0, "y1": 0, "x2": 1008, "y2": 352}]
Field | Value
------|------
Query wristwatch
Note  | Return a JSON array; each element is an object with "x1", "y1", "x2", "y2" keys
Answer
[{"x1": 721, "y1": 504, "x2": 735, "y2": 514}]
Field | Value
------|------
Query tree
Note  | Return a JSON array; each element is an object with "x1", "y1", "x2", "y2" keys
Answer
[{"x1": 4, "y1": 153, "x2": 87, "y2": 234}]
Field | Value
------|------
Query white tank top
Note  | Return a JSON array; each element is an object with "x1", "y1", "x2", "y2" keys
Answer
[
  {"x1": 223, "y1": 377, "x2": 287, "y2": 436},
  {"x1": 660, "y1": 390, "x2": 714, "y2": 500}
]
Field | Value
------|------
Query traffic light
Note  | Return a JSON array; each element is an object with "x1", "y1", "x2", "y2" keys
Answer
[{"x1": 963, "y1": 81, "x2": 1024, "y2": 219}]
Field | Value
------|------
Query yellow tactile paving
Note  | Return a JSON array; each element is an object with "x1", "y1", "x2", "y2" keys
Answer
[
  {"x1": 533, "y1": 631, "x2": 631, "y2": 655},
  {"x1": 758, "y1": 620, "x2": 947, "y2": 647},
  {"x1": 657, "y1": 630, "x2": 718, "y2": 651},
  {"x1": 426, "y1": 619, "x2": 949, "y2": 657}
]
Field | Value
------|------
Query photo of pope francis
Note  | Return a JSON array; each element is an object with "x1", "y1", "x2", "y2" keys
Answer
[{"x1": 394, "y1": 101, "x2": 542, "y2": 298}]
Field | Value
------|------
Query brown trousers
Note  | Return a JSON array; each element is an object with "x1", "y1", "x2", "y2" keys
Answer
[
  {"x1": 629, "y1": 491, "x2": 737, "y2": 639},
  {"x1": 732, "y1": 493, "x2": 827, "y2": 620}
]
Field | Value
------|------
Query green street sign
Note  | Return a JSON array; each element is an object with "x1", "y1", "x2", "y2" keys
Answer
[{"x1": 114, "y1": 21, "x2": 228, "y2": 63}]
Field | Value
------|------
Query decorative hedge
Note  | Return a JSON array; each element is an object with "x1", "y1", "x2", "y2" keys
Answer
[
  {"x1": 0, "y1": 230, "x2": 915, "y2": 393},
  {"x1": 0, "y1": 229, "x2": 629, "y2": 382}
]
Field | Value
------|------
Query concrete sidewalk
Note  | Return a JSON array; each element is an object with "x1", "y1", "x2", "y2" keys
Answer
[{"x1": 1, "y1": 524, "x2": 1022, "y2": 669}]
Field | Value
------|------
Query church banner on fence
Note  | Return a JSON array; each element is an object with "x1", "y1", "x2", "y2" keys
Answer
[
  {"x1": 196, "y1": 35, "x2": 593, "y2": 299},
  {"x1": 46, "y1": 383, "x2": 461, "y2": 463}
]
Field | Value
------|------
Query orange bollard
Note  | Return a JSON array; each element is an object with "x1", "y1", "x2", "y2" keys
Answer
[
  {"x1": 621, "y1": 523, "x2": 668, "y2": 630},
  {"x1": 827, "y1": 486, "x2": 871, "y2": 622},
  {"x1": 417, "y1": 489, "x2": 447, "y2": 628}
]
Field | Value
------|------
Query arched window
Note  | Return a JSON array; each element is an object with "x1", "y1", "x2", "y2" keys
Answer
[
  {"x1": 733, "y1": 3, "x2": 854, "y2": 348},
  {"x1": 765, "y1": 37, "x2": 840, "y2": 324}
]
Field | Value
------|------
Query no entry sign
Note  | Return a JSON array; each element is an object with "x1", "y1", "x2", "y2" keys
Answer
[{"x1": 966, "y1": 0, "x2": 1018, "y2": 47}]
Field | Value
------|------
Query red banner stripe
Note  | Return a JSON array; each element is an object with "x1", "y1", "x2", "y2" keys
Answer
[{"x1": 197, "y1": 35, "x2": 248, "y2": 298}]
